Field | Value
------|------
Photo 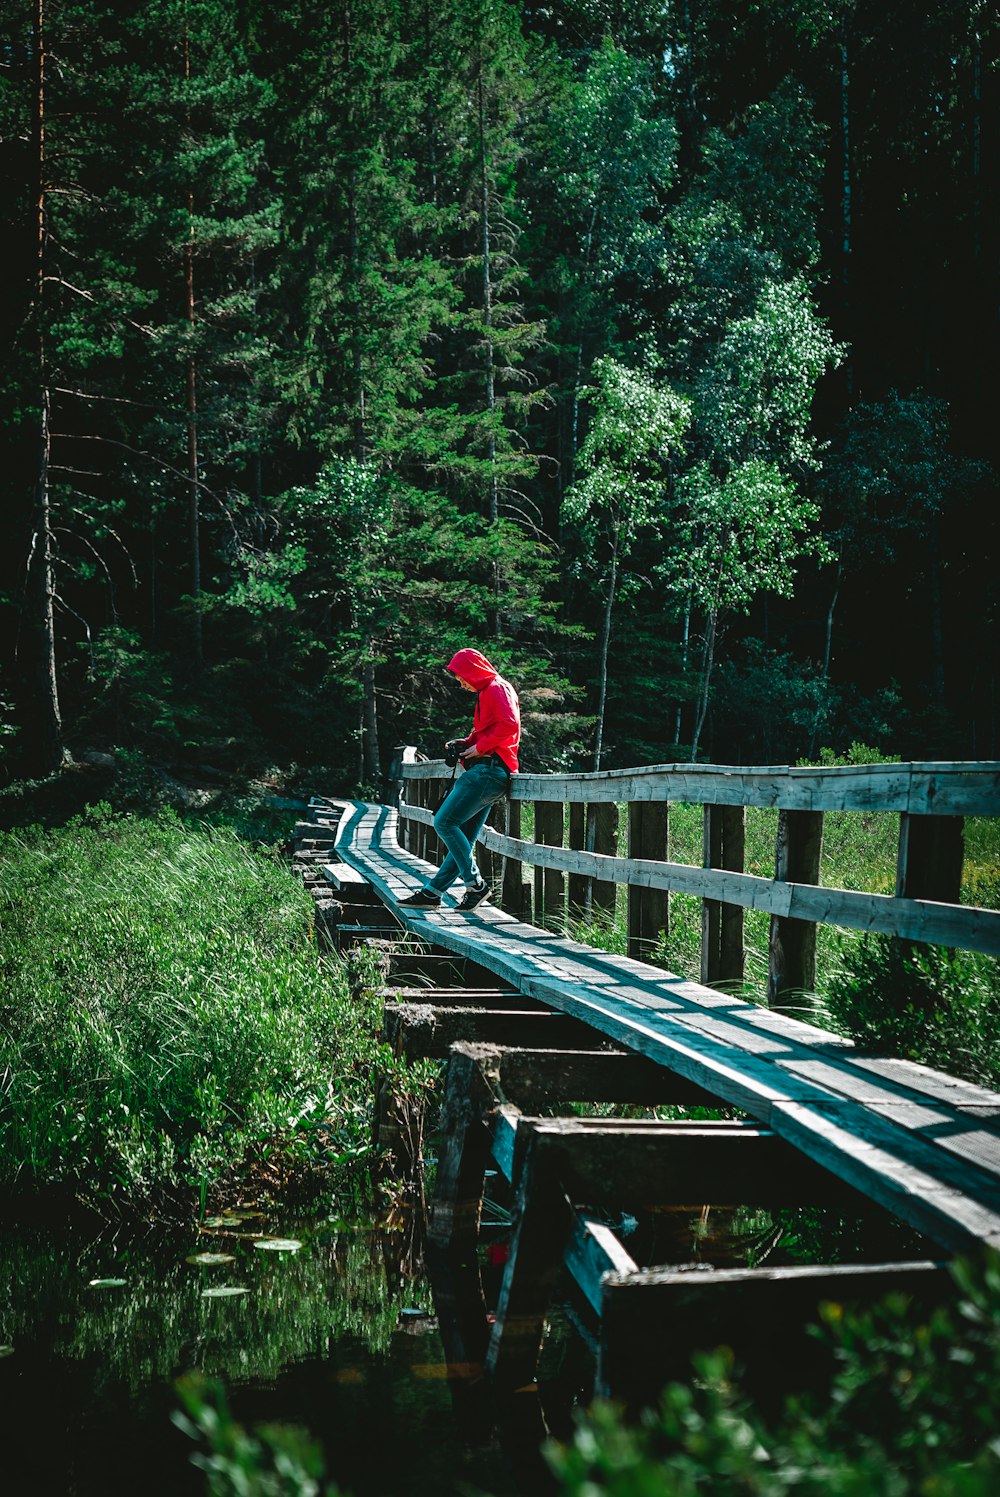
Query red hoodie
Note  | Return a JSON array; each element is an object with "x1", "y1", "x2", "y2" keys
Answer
[{"x1": 447, "y1": 649, "x2": 520, "y2": 775}]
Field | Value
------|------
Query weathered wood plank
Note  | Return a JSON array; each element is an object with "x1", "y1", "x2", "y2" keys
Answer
[
  {"x1": 565, "y1": 1215, "x2": 638, "y2": 1314},
  {"x1": 485, "y1": 1126, "x2": 574, "y2": 1388},
  {"x1": 488, "y1": 1117, "x2": 871, "y2": 1210},
  {"x1": 382, "y1": 1004, "x2": 614, "y2": 1061},
  {"x1": 493, "y1": 1047, "x2": 724, "y2": 1111},
  {"x1": 598, "y1": 1259, "x2": 951, "y2": 1406},
  {"x1": 428, "y1": 1046, "x2": 500, "y2": 1254},
  {"x1": 402, "y1": 759, "x2": 1000, "y2": 815}
]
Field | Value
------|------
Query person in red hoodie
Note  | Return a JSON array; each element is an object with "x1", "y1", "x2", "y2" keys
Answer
[{"x1": 400, "y1": 648, "x2": 520, "y2": 912}]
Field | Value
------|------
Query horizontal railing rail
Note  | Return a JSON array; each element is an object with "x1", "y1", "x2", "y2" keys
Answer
[
  {"x1": 400, "y1": 757, "x2": 1000, "y2": 815},
  {"x1": 392, "y1": 751, "x2": 1000, "y2": 995}
]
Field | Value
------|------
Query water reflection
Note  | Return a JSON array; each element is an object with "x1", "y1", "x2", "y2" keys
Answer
[{"x1": 0, "y1": 1213, "x2": 519, "y2": 1496}]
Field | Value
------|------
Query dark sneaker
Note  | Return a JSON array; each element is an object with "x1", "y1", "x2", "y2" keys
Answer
[
  {"x1": 398, "y1": 888, "x2": 442, "y2": 908},
  {"x1": 456, "y1": 880, "x2": 491, "y2": 911}
]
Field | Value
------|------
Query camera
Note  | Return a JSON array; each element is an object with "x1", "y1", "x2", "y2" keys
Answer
[{"x1": 444, "y1": 741, "x2": 460, "y2": 768}]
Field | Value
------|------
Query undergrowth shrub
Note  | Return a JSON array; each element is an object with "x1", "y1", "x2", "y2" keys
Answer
[
  {"x1": 825, "y1": 936, "x2": 1000, "y2": 1088},
  {"x1": 547, "y1": 1252, "x2": 1000, "y2": 1497},
  {"x1": 0, "y1": 806, "x2": 391, "y2": 1211}
]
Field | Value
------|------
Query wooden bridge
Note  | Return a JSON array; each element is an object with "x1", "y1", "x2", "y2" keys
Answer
[{"x1": 292, "y1": 756, "x2": 1000, "y2": 1406}]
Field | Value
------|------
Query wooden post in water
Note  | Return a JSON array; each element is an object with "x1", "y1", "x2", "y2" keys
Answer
[
  {"x1": 701, "y1": 805, "x2": 745, "y2": 986},
  {"x1": 534, "y1": 799, "x2": 565, "y2": 930},
  {"x1": 768, "y1": 809, "x2": 823, "y2": 1008},
  {"x1": 628, "y1": 800, "x2": 669, "y2": 961}
]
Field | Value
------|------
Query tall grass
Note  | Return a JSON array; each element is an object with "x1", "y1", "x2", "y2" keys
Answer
[{"x1": 0, "y1": 806, "x2": 384, "y2": 1212}]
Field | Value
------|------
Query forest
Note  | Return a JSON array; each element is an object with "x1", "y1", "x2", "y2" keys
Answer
[{"x1": 1, "y1": 0, "x2": 995, "y2": 800}]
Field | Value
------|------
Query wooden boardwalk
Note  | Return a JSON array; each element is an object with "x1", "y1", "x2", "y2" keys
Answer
[{"x1": 326, "y1": 798, "x2": 1000, "y2": 1257}]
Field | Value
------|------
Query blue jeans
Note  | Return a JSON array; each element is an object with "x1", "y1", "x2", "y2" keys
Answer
[{"x1": 426, "y1": 761, "x2": 510, "y2": 893}]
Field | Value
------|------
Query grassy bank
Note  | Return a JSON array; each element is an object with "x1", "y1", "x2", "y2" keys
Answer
[{"x1": 0, "y1": 807, "x2": 386, "y2": 1216}]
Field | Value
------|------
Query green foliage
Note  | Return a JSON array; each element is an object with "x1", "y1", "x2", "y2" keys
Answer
[
  {"x1": 547, "y1": 1253, "x2": 1000, "y2": 1497},
  {"x1": 0, "y1": 809, "x2": 390, "y2": 1208},
  {"x1": 174, "y1": 1375, "x2": 346, "y2": 1497},
  {"x1": 826, "y1": 936, "x2": 1000, "y2": 1089},
  {"x1": 669, "y1": 458, "x2": 830, "y2": 615}
]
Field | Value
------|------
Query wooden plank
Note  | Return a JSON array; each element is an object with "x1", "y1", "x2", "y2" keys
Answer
[
  {"x1": 491, "y1": 1117, "x2": 870, "y2": 1210},
  {"x1": 771, "y1": 1100, "x2": 1000, "y2": 1251},
  {"x1": 491, "y1": 762, "x2": 1000, "y2": 816},
  {"x1": 627, "y1": 800, "x2": 669, "y2": 961},
  {"x1": 321, "y1": 861, "x2": 376, "y2": 890},
  {"x1": 565, "y1": 1215, "x2": 638, "y2": 1314},
  {"x1": 381, "y1": 1004, "x2": 613, "y2": 1060},
  {"x1": 768, "y1": 809, "x2": 824, "y2": 1006},
  {"x1": 428, "y1": 1046, "x2": 499, "y2": 1254},
  {"x1": 493, "y1": 1047, "x2": 725, "y2": 1111},
  {"x1": 598, "y1": 1259, "x2": 951, "y2": 1406},
  {"x1": 485, "y1": 1138, "x2": 574, "y2": 1388}
]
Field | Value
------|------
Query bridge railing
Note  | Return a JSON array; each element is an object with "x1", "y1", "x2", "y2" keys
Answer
[{"x1": 392, "y1": 751, "x2": 1000, "y2": 1001}]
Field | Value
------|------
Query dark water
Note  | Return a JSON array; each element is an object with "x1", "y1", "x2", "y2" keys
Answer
[
  {"x1": 1, "y1": 1195, "x2": 930, "y2": 1496},
  {"x1": 0, "y1": 1211, "x2": 526, "y2": 1497}
]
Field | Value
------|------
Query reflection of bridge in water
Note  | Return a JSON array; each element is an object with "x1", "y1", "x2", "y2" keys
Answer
[{"x1": 291, "y1": 756, "x2": 1000, "y2": 1419}]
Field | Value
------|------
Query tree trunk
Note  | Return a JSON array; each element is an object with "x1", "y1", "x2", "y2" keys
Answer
[
  {"x1": 839, "y1": 22, "x2": 853, "y2": 398},
  {"x1": 689, "y1": 604, "x2": 717, "y2": 762},
  {"x1": 23, "y1": 0, "x2": 64, "y2": 771},
  {"x1": 592, "y1": 529, "x2": 619, "y2": 774},
  {"x1": 362, "y1": 644, "x2": 381, "y2": 787},
  {"x1": 806, "y1": 560, "x2": 842, "y2": 759},
  {"x1": 673, "y1": 588, "x2": 692, "y2": 746},
  {"x1": 184, "y1": 29, "x2": 203, "y2": 671},
  {"x1": 478, "y1": 68, "x2": 501, "y2": 637}
]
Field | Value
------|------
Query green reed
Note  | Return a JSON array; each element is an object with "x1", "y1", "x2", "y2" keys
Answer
[{"x1": 0, "y1": 805, "x2": 386, "y2": 1211}]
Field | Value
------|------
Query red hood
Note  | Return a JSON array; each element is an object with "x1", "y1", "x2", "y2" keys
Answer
[{"x1": 447, "y1": 648, "x2": 498, "y2": 690}]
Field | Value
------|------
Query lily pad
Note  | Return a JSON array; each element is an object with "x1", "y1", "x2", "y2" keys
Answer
[
  {"x1": 88, "y1": 1278, "x2": 128, "y2": 1288},
  {"x1": 0, "y1": 1345, "x2": 14, "y2": 1358},
  {"x1": 186, "y1": 1252, "x2": 236, "y2": 1266},
  {"x1": 201, "y1": 1216, "x2": 236, "y2": 1228},
  {"x1": 200, "y1": 1285, "x2": 249, "y2": 1299},
  {"x1": 252, "y1": 1237, "x2": 302, "y2": 1252}
]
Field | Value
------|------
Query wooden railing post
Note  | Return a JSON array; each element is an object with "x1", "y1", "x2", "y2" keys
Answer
[
  {"x1": 568, "y1": 803, "x2": 587, "y2": 917},
  {"x1": 534, "y1": 800, "x2": 565, "y2": 930},
  {"x1": 591, "y1": 803, "x2": 618, "y2": 920},
  {"x1": 628, "y1": 800, "x2": 669, "y2": 961},
  {"x1": 895, "y1": 814, "x2": 964, "y2": 905},
  {"x1": 701, "y1": 805, "x2": 746, "y2": 987},
  {"x1": 501, "y1": 799, "x2": 529, "y2": 920},
  {"x1": 768, "y1": 809, "x2": 823, "y2": 1008}
]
